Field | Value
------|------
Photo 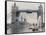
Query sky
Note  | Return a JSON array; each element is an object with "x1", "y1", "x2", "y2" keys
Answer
[{"x1": 16, "y1": 2, "x2": 40, "y2": 10}]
